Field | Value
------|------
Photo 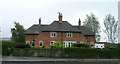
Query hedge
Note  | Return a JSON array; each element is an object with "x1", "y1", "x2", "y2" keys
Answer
[
  {"x1": 64, "y1": 48, "x2": 119, "y2": 59},
  {"x1": 12, "y1": 48, "x2": 63, "y2": 57},
  {"x1": 12, "y1": 47, "x2": 119, "y2": 59},
  {"x1": 2, "y1": 41, "x2": 14, "y2": 56}
]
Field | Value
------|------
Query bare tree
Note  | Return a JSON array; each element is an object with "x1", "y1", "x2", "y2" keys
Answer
[{"x1": 103, "y1": 14, "x2": 118, "y2": 43}]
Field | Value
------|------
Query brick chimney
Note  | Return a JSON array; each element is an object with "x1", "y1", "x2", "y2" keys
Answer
[
  {"x1": 58, "y1": 12, "x2": 62, "y2": 23},
  {"x1": 78, "y1": 18, "x2": 81, "y2": 28},
  {"x1": 39, "y1": 17, "x2": 41, "y2": 26}
]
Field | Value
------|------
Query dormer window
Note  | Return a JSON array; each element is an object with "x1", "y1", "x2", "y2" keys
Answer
[
  {"x1": 67, "y1": 32, "x2": 72, "y2": 37},
  {"x1": 50, "y1": 32, "x2": 57, "y2": 37}
]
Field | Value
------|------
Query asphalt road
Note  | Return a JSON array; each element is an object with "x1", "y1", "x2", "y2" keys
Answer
[{"x1": 1, "y1": 61, "x2": 120, "y2": 64}]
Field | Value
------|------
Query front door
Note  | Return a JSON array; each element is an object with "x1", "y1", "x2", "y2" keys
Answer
[{"x1": 63, "y1": 41, "x2": 76, "y2": 47}]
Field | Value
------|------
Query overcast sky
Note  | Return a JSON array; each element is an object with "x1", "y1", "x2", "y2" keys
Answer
[{"x1": 0, "y1": 0, "x2": 119, "y2": 42}]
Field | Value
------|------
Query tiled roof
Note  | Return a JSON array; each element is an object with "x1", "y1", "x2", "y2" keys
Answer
[{"x1": 25, "y1": 21, "x2": 95, "y2": 36}]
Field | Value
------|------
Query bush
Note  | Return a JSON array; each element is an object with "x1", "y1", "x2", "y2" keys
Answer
[
  {"x1": 72, "y1": 43, "x2": 90, "y2": 48},
  {"x1": 2, "y1": 41, "x2": 14, "y2": 56},
  {"x1": 50, "y1": 41, "x2": 64, "y2": 49},
  {"x1": 14, "y1": 44, "x2": 31, "y2": 48},
  {"x1": 64, "y1": 48, "x2": 119, "y2": 59}
]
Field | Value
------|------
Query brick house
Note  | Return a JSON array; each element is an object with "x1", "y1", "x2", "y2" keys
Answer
[{"x1": 25, "y1": 13, "x2": 95, "y2": 48}]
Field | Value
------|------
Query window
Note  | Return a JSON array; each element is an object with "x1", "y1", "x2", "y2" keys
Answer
[
  {"x1": 50, "y1": 32, "x2": 57, "y2": 37},
  {"x1": 26, "y1": 41, "x2": 30, "y2": 45},
  {"x1": 32, "y1": 41, "x2": 35, "y2": 47},
  {"x1": 91, "y1": 42, "x2": 94, "y2": 47},
  {"x1": 67, "y1": 32, "x2": 72, "y2": 37},
  {"x1": 50, "y1": 41, "x2": 55, "y2": 45},
  {"x1": 87, "y1": 42, "x2": 89, "y2": 45},
  {"x1": 80, "y1": 42, "x2": 83, "y2": 44},
  {"x1": 39, "y1": 41, "x2": 43, "y2": 47}
]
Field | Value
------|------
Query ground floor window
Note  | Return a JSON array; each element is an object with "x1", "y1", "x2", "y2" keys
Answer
[
  {"x1": 39, "y1": 41, "x2": 43, "y2": 47},
  {"x1": 50, "y1": 41, "x2": 55, "y2": 45},
  {"x1": 91, "y1": 42, "x2": 94, "y2": 47},
  {"x1": 63, "y1": 41, "x2": 76, "y2": 47},
  {"x1": 26, "y1": 41, "x2": 30, "y2": 45},
  {"x1": 80, "y1": 42, "x2": 83, "y2": 44},
  {"x1": 32, "y1": 40, "x2": 35, "y2": 47}
]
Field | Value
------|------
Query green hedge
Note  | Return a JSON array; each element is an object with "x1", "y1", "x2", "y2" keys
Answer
[
  {"x1": 2, "y1": 41, "x2": 14, "y2": 56},
  {"x1": 64, "y1": 48, "x2": 119, "y2": 59}
]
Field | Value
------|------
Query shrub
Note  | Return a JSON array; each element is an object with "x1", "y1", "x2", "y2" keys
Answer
[
  {"x1": 72, "y1": 43, "x2": 90, "y2": 48},
  {"x1": 50, "y1": 41, "x2": 64, "y2": 49},
  {"x1": 64, "y1": 48, "x2": 119, "y2": 59},
  {"x1": 2, "y1": 41, "x2": 14, "y2": 56},
  {"x1": 14, "y1": 44, "x2": 31, "y2": 48}
]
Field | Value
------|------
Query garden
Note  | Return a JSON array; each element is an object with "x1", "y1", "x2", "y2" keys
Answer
[{"x1": 2, "y1": 41, "x2": 120, "y2": 59}]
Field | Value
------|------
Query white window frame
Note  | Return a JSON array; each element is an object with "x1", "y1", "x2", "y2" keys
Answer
[
  {"x1": 63, "y1": 41, "x2": 76, "y2": 47},
  {"x1": 66, "y1": 32, "x2": 72, "y2": 38},
  {"x1": 80, "y1": 42, "x2": 83, "y2": 44},
  {"x1": 32, "y1": 41, "x2": 35, "y2": 47},
  {"x1": 26, "y1": 41, "x2": 30, "y2": 45},
  {"x1": 50, "y1": 32, "x2": 57, "y2": 37},
  {"x1": 50, "y1": 41, "x2": 55, "y2": 45},
  {"x1": 39, "y1": 41, "x2": 43, "y2": 47},
  {"x1": 91, "y1": 42, "x2": 94, "y2": 47}
]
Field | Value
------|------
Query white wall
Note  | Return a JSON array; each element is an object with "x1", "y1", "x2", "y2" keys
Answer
[{"x1": 94, "y1": 44, "x2": 104, "y2": 49}]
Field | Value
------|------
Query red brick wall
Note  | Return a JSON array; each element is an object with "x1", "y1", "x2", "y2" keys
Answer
[{"x1": 25, "y1": 32, "x2": 95, "y2": 48}]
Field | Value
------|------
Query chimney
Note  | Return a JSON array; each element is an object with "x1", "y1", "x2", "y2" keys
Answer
[
  {"x1": 78, "y1": 18, "x2": 81, "y2": 28},
  {"x1": 58, "y1": 12, "x2": 62, "y2": 23},
  {"x1": 39, "y1": 17, "x2": 41, "y2": 26}
]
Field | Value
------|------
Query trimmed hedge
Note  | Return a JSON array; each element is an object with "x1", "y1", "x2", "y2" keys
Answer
[
  {"x1": 64, "y1": 48, "x2": 119, "y2": 59},
  {"x1": 2, "y1": 41, "x2": 14, "y2": 56},
  {"x1": 12, "y1": 48, "x2": 63, "y2": 57},
  {"x1": 12, "y1": 47, "x2": 119, "y2": 59}
]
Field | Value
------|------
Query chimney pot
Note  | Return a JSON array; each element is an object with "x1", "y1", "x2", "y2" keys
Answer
[
  {"x1": 78, "y1": 18, "x2": 81, "y2": 28},
  {"x1": 58, "y1": 12, "x2": 62, "y2": 23},
  {"x1": 39, "y1": 18, "x2": 41, "y2": 26}
]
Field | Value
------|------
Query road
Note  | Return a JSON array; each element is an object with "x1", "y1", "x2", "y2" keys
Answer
[{"x1": 1, "y1": 61, "x2": 120, "y2": 64}]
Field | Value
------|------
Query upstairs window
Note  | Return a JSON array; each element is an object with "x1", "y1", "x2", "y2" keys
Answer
[
  {"x1": 39, "y1": 41, "x2": 43, "y2": 47},
  {"x1": 50, "y1": 32, "x2": 57, "y2": 37},
  {"x1": 26, "y1": 41, "x2": 30, "y2": 45},
  {"x1": 67, "y1": 32, "x2": 72, "y2": 37}
]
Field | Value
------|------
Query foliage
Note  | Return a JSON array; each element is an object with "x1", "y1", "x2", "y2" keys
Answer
[
  {"x1": 103, "y1": 14, "x2": 118, "y2": 43},
  {"x1": 2, "y1": 41, "x2": 14, "y2": 56},
  {"x1": 12, "y1": 47, "x2": 119, "y2": 58},
  {"x1": 14, "y1": 44, "x2": 31, "y2": 48},
  {"x1": 64, "y1": 48, "x2": 119, "y2": 59},
  {"x1": 11, "y1": 22, "x2": 25, "y2": 44},
  {"x1": 105, "y1": 42, "x2": 118, "y2": 48},
  {"x1": 50, "y1": 41, "x2": 64, "y2": 49},
  {"x1": 83, "y1": 13, "x2": 100, "y2": 42},
  {"x1": 72, "y1": 43, "x2": 90, "y2": 48}
]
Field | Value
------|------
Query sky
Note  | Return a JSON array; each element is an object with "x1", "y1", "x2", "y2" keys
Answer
[{"x1": 0, "y1": 0, "x2": 119, "y2": 42}]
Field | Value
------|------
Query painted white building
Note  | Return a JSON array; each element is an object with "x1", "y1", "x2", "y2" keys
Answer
[{"x1": 94, "y1": 42, "x2": 105, "y2": 49}]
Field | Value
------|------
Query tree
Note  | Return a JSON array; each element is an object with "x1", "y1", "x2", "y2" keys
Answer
[
  {"x1": 50, "y1": 41, "x2": 64, "y2": 49},
  {"x1": 83, "y1": 13, "x2": 101, "y2": 42},
  {"x1": 103, "y1": 14, "x2": 118, "y2": 43},
  {"x1": 11, "y1": 22, "x2": 25, "y2": 44}
]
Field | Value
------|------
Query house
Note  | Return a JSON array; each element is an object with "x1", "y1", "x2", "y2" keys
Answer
[
  {"x1": 94, "y1": 42, "x2": 105, "y2": 49},
  {"x1": 25, "y1": 13, "x2": 95, "y2": 48}
]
